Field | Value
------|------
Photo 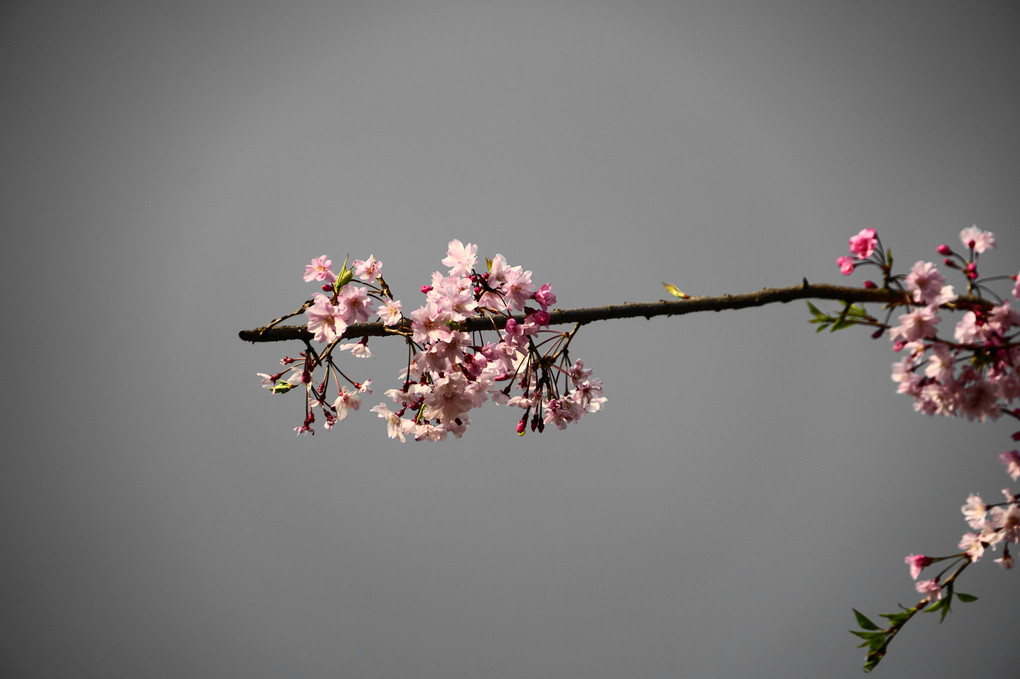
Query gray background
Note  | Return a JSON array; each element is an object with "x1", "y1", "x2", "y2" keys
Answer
[{"x1": 2, "y1": 1, "x2": 1019, "y2": 677}]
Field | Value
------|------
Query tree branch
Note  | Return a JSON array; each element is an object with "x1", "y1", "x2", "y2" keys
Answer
[{"x1": 238, "y1": 282, "x2": 990, "y2": 344}]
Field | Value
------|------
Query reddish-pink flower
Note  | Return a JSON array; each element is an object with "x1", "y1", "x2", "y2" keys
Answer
[
  {"x1": 905, "y1": 553, "x2": 933, "y2": 580},
  {"x1": 837, "y1": 256, "x2": 855, "y2": 275},
  {"x1": 849, "y1": 228, "x2": 878, "y2": 258}
]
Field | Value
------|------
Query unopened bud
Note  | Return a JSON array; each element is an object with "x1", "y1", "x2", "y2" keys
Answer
[{"x1": 937, "y1": 244, "x2": 951, "y2": 256}]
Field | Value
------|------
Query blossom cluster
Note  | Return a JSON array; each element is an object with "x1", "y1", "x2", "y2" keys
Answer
[
  {"x1": 839, "y1": 227, "x2": 1020, "y2": 423},
  {"x1": 903, "y1": 450, "x2": 1020, "y2": 604},
  {"x1": 258, "y1": 242, "x2": 604, "y2": 440}
]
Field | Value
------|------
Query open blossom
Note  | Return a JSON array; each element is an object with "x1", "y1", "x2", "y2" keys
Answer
[
  {"x1": 959, "y1": 533, "x2": 985, "y2": 561},
  {"x1": 889, "y1": 306, "x2": 940, "y2": 343},
  {"x1": 837, "y1": 256, "x2": 855, "y2": 275},
  {"x1": 961, "y1": 494, "x2": 987, "y2": 529},
  {"x1": 1001, "y1": 450, "x2": 1020, "y2": 481},
  {"x1": 353, "y1": 254, "x2": 382, "y2": 282},
  {"x1": 958, "y1": 380, "x2": 1000, "y2": 422},
  {"x1": 441, "y1": 239, "x2": 477, "y2": 276},
  {"x1": 332, "y1": 387, "x2": 362, "y2": 420},
  {"x1": 849, "y1": 228, "x2": 878, "y2": 258},
  {"x1": 915, "y1": 578, "x2": 942, "y2": 602},
  {"x1": 304, "y1": 255, "x2": 338, "y2": 283},
  {"x1": 338, "y1": 285, "x2": 374, "y2": 323},
  {"x1": 377, "y1": 298, "x2": 403, "y2": 326},
  {"x1": 370, "y1": 403, "x2": 413, "y2": 442},
  {"x1": 339, "y1": 340, "x2": 373, "y2": 358},
  {"x1": 305, "y1": 294, "x2": 348, "y2": 343},
  {"x1": 904, "y1": 261, "x2": 955, "y2": 306},
  {"x1": 410, "y1": 302, "x2": 454, "y2": 344},
  {"x1": 960, "y1": 226, "x2": 996, "y2": 253}
]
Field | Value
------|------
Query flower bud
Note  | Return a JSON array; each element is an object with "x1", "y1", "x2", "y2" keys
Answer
[{"x1": 937, "y1": 244, "x2": 952, "y2": 256}]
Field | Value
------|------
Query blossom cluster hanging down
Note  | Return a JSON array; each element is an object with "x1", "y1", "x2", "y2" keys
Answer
[
  {"x1": 257, "y1": 241, "x2": 605, "y2": 440},
  {"x1": 833, "y1": 226, "x2": 1020, "y2": 672},
  {"x1": 831, "y1": 226, "x2": 1020, "y2": 423},
  {"x1": 831, "y1": 225, "x2": 1020, "y2": 573}
]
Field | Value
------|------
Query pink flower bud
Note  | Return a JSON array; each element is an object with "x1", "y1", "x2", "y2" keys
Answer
[
  {"x1": 864, "y1": 280, "x2": 877, "y2": 289},
  {"x1": 421, "y1": 285, "x2": 433, "y2": 294},
  {"x1": 937, "y1": 244, "x2": 952, "y2": 256}
]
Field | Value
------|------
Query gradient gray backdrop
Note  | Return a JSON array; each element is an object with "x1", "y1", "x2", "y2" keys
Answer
[{"x1": 3, "y1": 1, "x2": 1019, "y2": 677}]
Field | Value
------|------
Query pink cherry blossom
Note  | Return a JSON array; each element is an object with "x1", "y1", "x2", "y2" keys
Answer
[
  {"x1": 304, "y1": 255, "x2": 338, "y2": 283},
  {"x1": 849, "y1": 228, "x2": 878, "y2": 258},
  {"x1": 904, "y1": 554, "x2": 933, "y2": 580},
  {"x1": 534, "y1": 283, "x2": 557, "y2": 311},
  {"x1": 338, "y1": 285, "x2": 374, "y2": 323},
  {"x1": 332, "y1": 387, "x2": 362, "y2": 421},
  {"x1": 889, "y1": 306, "x2": 940, "y2": 343},
  {"x1": 377, "y1": 298, "x2": 403, "y2": 326},
  {"x1": 959, "y1": 379, "x2": 1001, "y2": 422},
  {"x1": 305, "y1": 294, "x2": 348, "y2": 343},
  {"x1": 960, "y1": 226, "x2": 996, "y2": 253},
  {"x1": 915, "y1": 578, "x2": 942, "y2": 602},
  {"x1": 409, "y1": 302, "x2": 454, "y2": 344},
  {"x1": 1001, "y1": 450, "x2": 1020, "y2": 481},
  {"x1": 353, "y1": 254, "x2": 382, "y2": 282},
  {"x1": 837, "y1": 256, "x2": 855, "y2": 275},
  {"x1": 961, "y1": 494, "x2": 987, "y2": 529},
  {"x1": 958, "y1": 532, "x2": 985, "y2": 561},
  {"x1": 441, "y1": 239, "x2": 477, "y2": 276},
  {"x1": 904, "y1": 261, "x2": 951, "y2": 306}
]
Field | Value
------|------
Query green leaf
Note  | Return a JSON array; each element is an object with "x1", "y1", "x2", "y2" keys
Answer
[
  {"x1": 955, "y1": 592, "x2": 978, "y2": 603},
  {"x1": 270, "y1": 382, "x2": 296, "y2": 394},
  {"x1": 806, "y1": 301, "x2": 824, "y2": 317},
  {"x1": 662, "y1": 282, "x2": 690, "y2": 299},
  {"x1": 853, "y1": 609, "x2": 881, "y2": 631}
]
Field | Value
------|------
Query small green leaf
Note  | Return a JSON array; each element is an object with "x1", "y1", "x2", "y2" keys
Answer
[
  {"x1": 806, "y1": 301, "x2": 823, "y2": 317},
  {"x1": 955, "y1": 592, "x2": 978, "y2": 603},
  {"x1": 270, "y1": 382, "x2": 296, "y2": 394},
  {"x1": 662, "y1": 282, "x2": 690, "y2": 299},
  {"x1": 853, "y1": 609, "x2": 881, "y2": 631}
]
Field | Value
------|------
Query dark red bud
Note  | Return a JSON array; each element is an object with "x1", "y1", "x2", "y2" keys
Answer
[{"x1": 937, "y1": 244, "x2": 951, "y2": 256}]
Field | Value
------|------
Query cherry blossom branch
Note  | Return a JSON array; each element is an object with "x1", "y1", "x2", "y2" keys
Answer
[{"x1": 238, "y1": 282, "x2": 991, "y2": 343}]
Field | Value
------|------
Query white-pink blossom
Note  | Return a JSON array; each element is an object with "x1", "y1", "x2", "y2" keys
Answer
[
  {"x1": 441, "y1": 239, "x2": 477, "y2": 277},
  {"x1": 889, "y1": 306, "x2": 940, "y2": 343},
  {"x1": 904, "y1": 261, "x2": 954, "y2": 306},
  {"x1": 306, "y1": 294, "x2": 348, "y2": 343},
  {"x1": 353, "y1": 254, "x2": 382, "y2": 282},
  {"x1": 960, "y1": 226, "x2": 996, "y2": 253},
  {"x1": 304, "y1": 255, "x2": 338, "y2": 283}
]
